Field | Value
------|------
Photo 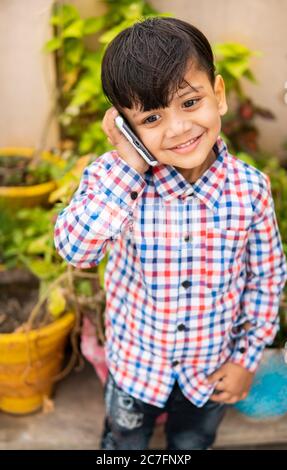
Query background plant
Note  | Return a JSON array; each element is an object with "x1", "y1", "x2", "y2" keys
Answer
[
  {"x1": 213, "y1": 42, "x2": 275, "y2": 155},
  {"x1": 44, "y1": 0, "x2": 166, "y2": 156}
]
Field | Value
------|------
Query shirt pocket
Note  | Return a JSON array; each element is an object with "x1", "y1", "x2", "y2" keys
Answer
[{"x1": 204, "y1": 227, "x2": 248, "y2": 293}]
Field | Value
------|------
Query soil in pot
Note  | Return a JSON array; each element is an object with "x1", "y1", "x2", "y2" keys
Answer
[{"x1": 0, "y1": 270, "x2": 49, "y2": 333}]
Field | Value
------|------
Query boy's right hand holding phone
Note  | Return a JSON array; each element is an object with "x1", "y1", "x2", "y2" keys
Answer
[{"x1": 102, "y1": 107, "x2": 150, "y2": 175}]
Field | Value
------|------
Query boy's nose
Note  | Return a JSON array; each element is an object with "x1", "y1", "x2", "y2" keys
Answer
[{"x1": 165, "y1": 119, "x2": 192, "y2": 139}]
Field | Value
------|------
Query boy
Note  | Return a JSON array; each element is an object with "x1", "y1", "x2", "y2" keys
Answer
[{"x1": 54, "y1": 17, "x2": 287, "y2": 450}]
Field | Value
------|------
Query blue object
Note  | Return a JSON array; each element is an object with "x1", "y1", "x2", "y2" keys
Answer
[{"x1": 234, "y1": 349, "x2": 287, "y2": 419}]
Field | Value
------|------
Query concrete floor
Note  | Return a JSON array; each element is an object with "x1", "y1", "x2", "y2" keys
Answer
[{"x1": 0, "y1": 361, "x2": 287, "y2": 450}]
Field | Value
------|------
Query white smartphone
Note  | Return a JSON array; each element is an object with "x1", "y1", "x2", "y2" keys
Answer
[{"x1": 115, "y1": 115, "x2": 158, "y2": 167}]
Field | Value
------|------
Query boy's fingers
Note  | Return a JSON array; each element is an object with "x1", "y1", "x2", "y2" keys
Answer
[
  {"x1": 213, "y1": 380, "x2": 226, "y2": 392},
  {"x1": 224, "y1": 395, "x2": 241, "y2": 404},
  {"x1": 207, "y1": 368, "x2": 226, "y2": 384},
  {"x1": 102, "y1": 107, "x2": 123, "y2": 146},
  {"x1": 102, "y1": 107, "x2": 116, "y2": 132},
  {"x1": 210, "y1": 391, "x2": 231, "y2": 403}
]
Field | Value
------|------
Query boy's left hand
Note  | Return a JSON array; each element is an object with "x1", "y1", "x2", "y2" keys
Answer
[{"x1": 207, "y1": 362, "x2": 254, "y2": 404}]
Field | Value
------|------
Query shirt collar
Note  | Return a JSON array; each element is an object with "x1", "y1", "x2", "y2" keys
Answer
[{"x1": 151, "y1": 136, "x2": 228, "y2": 213}]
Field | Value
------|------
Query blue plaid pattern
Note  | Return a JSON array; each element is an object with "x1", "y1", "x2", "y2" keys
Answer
[{"x1": 55, "y1": 136, "x2": 287, "y2": 407}]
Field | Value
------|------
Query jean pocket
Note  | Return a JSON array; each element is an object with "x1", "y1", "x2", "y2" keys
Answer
[{"x1": 105, "y1": 374, "x2": 145, "y2": 431}]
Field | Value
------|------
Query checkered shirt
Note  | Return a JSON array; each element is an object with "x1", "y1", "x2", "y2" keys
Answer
[{"x1": 54, "y1": 136, "x2": 287, "y2": 407}]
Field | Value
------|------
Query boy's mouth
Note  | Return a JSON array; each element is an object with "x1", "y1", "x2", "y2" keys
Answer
[{"x1": 169, "y1": 133, "x2": 204, "y2": 154}]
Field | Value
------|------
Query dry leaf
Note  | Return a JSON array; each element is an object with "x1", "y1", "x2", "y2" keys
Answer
[{"x1": 42, "y1": 395, "x2": 55, "y2": 414}]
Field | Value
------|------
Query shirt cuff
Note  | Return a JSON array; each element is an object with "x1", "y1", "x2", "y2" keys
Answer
[
  {"x1": 229, "y1": 335, "x2": 265, "y2": 373},
  {"x1": 98, "y1": 153, "x2": 146, "y2": 208}
]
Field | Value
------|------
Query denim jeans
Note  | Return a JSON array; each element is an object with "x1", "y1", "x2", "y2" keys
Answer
[{"x1": 100, "y1": 373, "x2": 226, "y2": 450}]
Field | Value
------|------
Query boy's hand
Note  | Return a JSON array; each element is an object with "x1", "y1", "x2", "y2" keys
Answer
[
  {"x1": 207, "y1": 362, "x2": 254, "y2": 404},
  {"x1": 102, "y1": 107, "x2": 150, "y2": 175}
]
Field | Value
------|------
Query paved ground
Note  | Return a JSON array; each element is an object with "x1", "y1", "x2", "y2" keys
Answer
[{"x1": 0, "y1": 361, "x2": 287, "y2": 450}]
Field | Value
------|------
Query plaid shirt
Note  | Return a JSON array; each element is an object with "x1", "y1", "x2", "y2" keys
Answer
[{"x1": 54, "y1": 137, "x2": 287, "y2": 407}]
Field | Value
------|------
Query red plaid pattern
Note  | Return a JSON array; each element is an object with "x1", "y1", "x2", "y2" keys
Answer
[{"x1": 55, "y1": 137, "x2": 287, "y2": 407}]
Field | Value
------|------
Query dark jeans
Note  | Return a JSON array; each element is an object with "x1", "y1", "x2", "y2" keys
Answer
[{"x1": 101, "y1": 373, "x2": 226, "y2": 450}]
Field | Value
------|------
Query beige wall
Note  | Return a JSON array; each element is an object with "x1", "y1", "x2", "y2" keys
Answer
[
  {"x1": 1, "y1": 0, "x2": 286, "y2": 157},
  {"x1": 0, "y1": 0, "x2": 59, "y2": 149}
]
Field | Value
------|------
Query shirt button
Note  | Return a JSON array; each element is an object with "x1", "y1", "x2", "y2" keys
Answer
[
  {"x1": 177, "y1": 324, "x2": 186, "y2": 332},
  {"x1": 181, "y1": 280, "x2": 191, "y2": 289},
  {"x1": 239, "y1": 347, "x2": 246, "y2": 354},
  {"x1": 130, "y1": 191, "x2": 138, "y2": 200},
  {"x1": 172, "y1": 360, "x2": 180, "y2": 367},
  {"x1": 184, "y1": 234, "x2": 191, "y2": 242}
]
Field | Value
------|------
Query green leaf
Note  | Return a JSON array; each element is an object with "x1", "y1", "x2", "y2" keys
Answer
[
  {"x1": 50, "y1": 4, "x2": 80, "y2": 27},
  {"x1": 83, "y1": 16, "x2": 106, "y2": 35},
  {"x1": 97, "y1": 254, "x2": 109, "y2": 289},
  {"x1": 99, "y1": 19, "x2": 136, "y2": 44},
  {"x1": 65, "y1": 41, "x2": 84, "y2": 65},
  {"x1": 243, "y1": 68, "x2": 257, "y2": 83},
  {"x1": 224, "y1": 59, "x2": 249, "y2": 79},
  {"x1": 27, "y1": 235, "x2": 49, "y2": 255},
  {"x1": 237, "y1": 152, "x2": 257, "y2": 167},
  {"x1": 47, "y1": 287, "x2": 66, "y2": 318},
  {"x1": 25, "y1": 259, "x2": 57, "y2": 280},
  {"x1": 43, "y1": 37, "x2": 62, "y2": 52},
  {"x1": 76, "y1": 279, "x2": 93, "y2": 297},
  {"x1": 122, "y1": 2, "x2": 144, "y2": 19},
  {"x1": 62, "y1": 19, "x2": 84, "y2": 39},
  {"x1": 70, "y1": 75, "x2": 101, "y2": 106},
  {"x1": 213, "y1": 42, "x2": 251, "y2": 58}
]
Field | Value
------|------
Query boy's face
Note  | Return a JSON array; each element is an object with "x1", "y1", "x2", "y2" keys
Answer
[{"x1": 121, "y1": 63, "x2": 227, "y2": 181}]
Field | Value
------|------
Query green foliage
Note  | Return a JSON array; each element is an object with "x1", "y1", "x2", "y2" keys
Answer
[
  {"x1": 0, "y1": 204, "x2": 104, "y2": 327},
  {"x1": 47, "y1": 286, "x2": 67, "y2": 318},
  {"x1": 213, "y1": 42, "x2": 261, "y2": 98},
  {"x1": 44, "y1": 0, "x2": 167, "y2": 156},
  {"x1": 0, "y1": 206, "x2": 66, "y2": 282},
  {"x1": 214, "y1": 43, "x2": 275, "y2": 156}
]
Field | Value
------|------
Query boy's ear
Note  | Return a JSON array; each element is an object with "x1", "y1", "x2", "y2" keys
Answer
[{"x1": 214, "y1": 74, "x2": 228, "y2": 116}]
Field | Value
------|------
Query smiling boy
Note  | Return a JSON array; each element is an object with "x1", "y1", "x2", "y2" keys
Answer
[
  {"x1": 54, "y1": 17, "x2": 287, "y2": 450},
  {"x1": 117, "y1": 62, "x2": 225, "y2": 183}
]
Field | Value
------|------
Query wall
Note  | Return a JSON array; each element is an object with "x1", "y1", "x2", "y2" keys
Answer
[
  {"x1": 0, "y1": 0, "x2": 59, "y2": 149},
  {"x1": 1, "y1": 0, "x2": 286, "y2": 157}
]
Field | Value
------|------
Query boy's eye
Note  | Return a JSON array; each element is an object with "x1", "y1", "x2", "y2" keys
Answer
[
  {"x1": 183, "y1": 98, "x2": 200, "y2": 108},
  {"x1": 143, "y1": 114, "x2": 160, "y2": 124}
]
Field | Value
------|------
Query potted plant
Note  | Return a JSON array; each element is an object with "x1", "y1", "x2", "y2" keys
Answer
[
  {"x1": 0, "y1": 198, "x2": 105, "y2": 415},
  {"x1": 44, "y1": 1, "x2": 165, "y2": 156},
  {"x1": 0, "y1": 145, "x2": 78, "y2": 209}
]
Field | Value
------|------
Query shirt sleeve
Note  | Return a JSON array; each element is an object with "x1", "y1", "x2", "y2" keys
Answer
[
  {"x1": 54, "y1": 152, "x2": 146, "y2": 268},
  {"x1": 229, "y1": 173, "x2": 287, "y2": 372}
]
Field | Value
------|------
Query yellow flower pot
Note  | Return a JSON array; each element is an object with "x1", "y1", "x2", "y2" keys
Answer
[
  {"x1": 0, "y1": 147, "x2": 65, "y2": 208},
  {"x1": 0, "y1": 312, "x2": 75, "y2": 415}
]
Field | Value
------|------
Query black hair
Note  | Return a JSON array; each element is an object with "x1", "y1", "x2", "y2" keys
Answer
[{"x1": 101, "y1": 17, "x2": 216, "y2": 112}]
